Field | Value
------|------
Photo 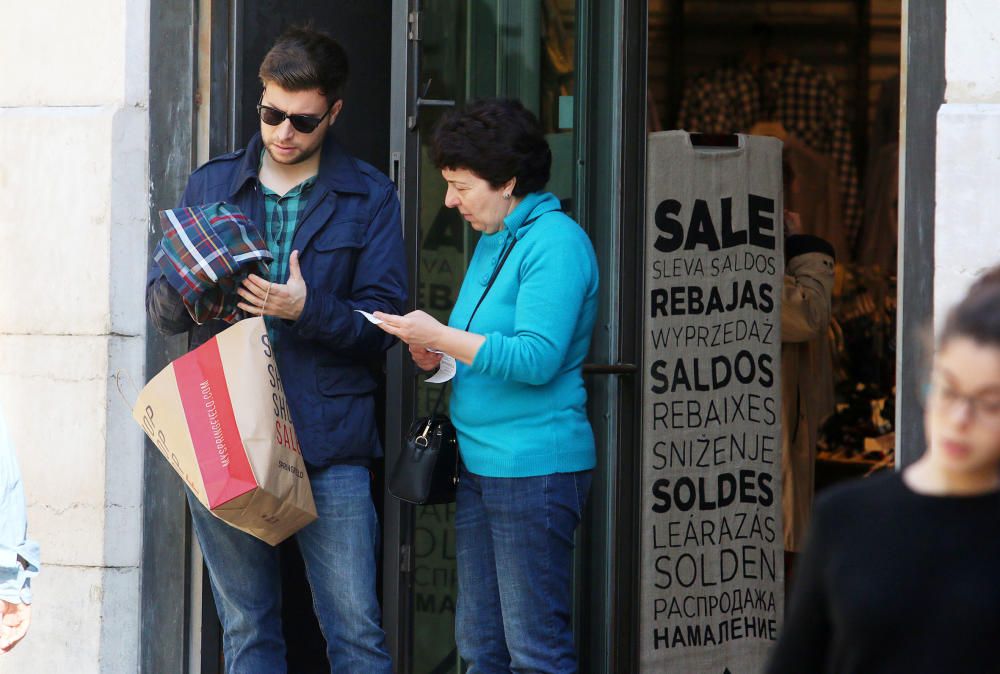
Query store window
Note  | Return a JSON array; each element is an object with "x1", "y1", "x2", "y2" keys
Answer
[{"x1": 640, "y1": 1, "x2": 902, "y2": 669}]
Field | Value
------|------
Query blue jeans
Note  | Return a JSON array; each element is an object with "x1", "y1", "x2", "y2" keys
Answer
[
  {"x1": 187, "y1": 463, "x2": 392, "y2": 674},
  {"x1": 455, "y1": 466, "x2": 592, "y2": 674}
]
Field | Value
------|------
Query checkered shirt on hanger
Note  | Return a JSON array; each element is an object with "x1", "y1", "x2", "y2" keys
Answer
[{"x1": 677, "y1": 59, "x2": 861, "y2": 251}]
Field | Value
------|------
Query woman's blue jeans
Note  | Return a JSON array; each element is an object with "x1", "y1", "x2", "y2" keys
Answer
[{"x1": 455, "y1": 465, "x2": 592, "y2": 674}]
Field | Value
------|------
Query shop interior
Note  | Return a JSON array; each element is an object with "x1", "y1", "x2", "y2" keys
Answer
[{"x1": 647, "y1": 0, "x2": 902, "y2": 569}]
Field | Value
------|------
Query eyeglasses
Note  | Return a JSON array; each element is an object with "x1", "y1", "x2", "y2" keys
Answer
[
  {"x1": 925, "y1": 378, "x2": 1000, "y2": 427},
  {"x1": 256, "y1": 94, "x2": 332, "y2": 134}
]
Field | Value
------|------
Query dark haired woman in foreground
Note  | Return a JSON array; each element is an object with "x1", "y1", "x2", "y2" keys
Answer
[
  {"x1": 768, "y1": 268, "x2": 1000, "y2": 673},
  {"x1": 374, "y1": 98, "x2": 598, "y2": 673}
]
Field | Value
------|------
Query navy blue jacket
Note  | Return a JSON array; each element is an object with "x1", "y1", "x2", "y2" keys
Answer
[{"x1": 146, "y1": 133, "x2": 408, "y2": 467}]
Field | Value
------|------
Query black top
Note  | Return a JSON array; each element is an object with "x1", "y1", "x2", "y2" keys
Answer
[{"x1": 768, "y1": 472, "x2": 1000, "y2": 674}]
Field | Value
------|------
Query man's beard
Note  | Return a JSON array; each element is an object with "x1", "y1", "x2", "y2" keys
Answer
[{"x1": 265, "y1": 138, "x2": 322, "y2": 165}]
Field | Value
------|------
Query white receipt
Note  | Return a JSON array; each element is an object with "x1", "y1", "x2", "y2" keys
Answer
[
  {"x1": 425, "y1": 354, "x2": 457, "y2": 384},
  {"x1": 354, "y1": 309, "x2": 384, "y2": 325},
  {"x1": 354, "y1": 311, "x2": 456, "y2": 383}
]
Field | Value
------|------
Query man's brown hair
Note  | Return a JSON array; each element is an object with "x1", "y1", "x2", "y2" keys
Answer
[{"x1": 259, "y1": 26, "x2": 349, "y2": 105}]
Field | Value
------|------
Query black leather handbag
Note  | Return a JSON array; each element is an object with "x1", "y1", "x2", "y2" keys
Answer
[
  {"x1": 388, "y1": 235, "x2": 519, "y2": 505},
  {"x1": 390, "y1": 409, "x2": 459, "y2": 505}
]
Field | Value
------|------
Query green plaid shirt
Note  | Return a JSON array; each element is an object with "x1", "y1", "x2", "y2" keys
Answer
[{"x1": 259, "y1": 157, "x2": 316, "y2": 342}]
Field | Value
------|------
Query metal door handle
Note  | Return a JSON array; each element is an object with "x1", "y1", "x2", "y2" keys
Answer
[
  {"x1": 408, "y1": 79, "x2": 456, "y2": 130},
  {"x1": 417, "y1": 98, "x2": 456, "y2": 108},
  {"x1": 582, "y1": 363, "x2": 637, "y2": 375}
]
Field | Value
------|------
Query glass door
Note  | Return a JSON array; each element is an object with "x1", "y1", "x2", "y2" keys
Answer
[
  {"x1": 408, "y1": 7, "x2": 467, "y2": 673},
  {"x1": 393, "y1": 2, "x2": 582, "y2": 672}
]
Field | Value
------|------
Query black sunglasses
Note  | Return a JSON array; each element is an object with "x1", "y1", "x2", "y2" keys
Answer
[{"x1": 256, "y1": 95, "x2": 332, "y2": 134}]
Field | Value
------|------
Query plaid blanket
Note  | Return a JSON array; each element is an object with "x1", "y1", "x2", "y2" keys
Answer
[{"x1": 154, "y1": 202, "x2": 272, "y2": 324}]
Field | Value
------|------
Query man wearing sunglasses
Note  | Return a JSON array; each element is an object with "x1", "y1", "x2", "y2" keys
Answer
[{"x1": 146, "y1": 26, "x2": 405, "y2": 674}]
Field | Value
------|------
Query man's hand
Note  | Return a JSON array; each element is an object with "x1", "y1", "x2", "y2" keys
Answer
[
  {"x1": 238, "y1": 250, "x2": 308, "y2": 321},
  {"x1": 409, "y1": 344, "x2": 444, "y2": 372},
  {"x1": 0, "y1": 600, "x2": 30, "y2": 653},
  {"x1": 372, "y1": 310, "x2": 445, "y2": 349}
]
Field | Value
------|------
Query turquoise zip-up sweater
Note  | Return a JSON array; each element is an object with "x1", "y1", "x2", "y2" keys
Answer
[{"x1": 448, "y1": 192, "x2": 599, "y2": 477}]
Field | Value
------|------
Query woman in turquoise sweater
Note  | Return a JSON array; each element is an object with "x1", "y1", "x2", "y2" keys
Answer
[{"x1": 375, "y1": 98, "x2": 598, "y2": 673}]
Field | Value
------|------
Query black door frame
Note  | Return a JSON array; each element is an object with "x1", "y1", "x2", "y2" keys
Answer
[
  {"x1": 383, "y1": 0, "x2": 416, "y2": 669},
  {"x1": 144, "y1": 0, "x2": 201, "y2": 671},
  {"x1": 575, "y1": 0, "x2": 648, "y2": 671},
  {"x1": 896, "y1": 0, "x2": 944, "y2": 467}
]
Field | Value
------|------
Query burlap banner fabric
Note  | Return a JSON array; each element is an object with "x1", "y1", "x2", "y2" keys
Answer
[{"x1": 641, "y1": 131, "x2": 785, "y2": 672}]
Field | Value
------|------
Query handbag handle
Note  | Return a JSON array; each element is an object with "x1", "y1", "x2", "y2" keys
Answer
[
  {"x1": 426, "y1": 229, "x2": 521, "y2": 485},
  {"x1": 464, "y1": 234, "x2": 520, "y2": 332},
  {"x1": 428, "y1": 225, "x2": 527, "y2": 418},
  {"x1": 426, "y1": 212, "x2": 548, "y2": 488},
  {"x1": 463, "y1": 212, "x2": 550, "y2": 331}
]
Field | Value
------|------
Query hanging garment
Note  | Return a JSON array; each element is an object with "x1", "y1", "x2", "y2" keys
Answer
[
  {"x1": 678, "y1": 59, "x2": 861, "y2": 248},
  {"x1": 785, "y1": 137, "x2": 849, "y2": 264},
  {"x1": 869, "y1": 74, "x2": 901, "y2": 165},
  {"x1": 781, "y1": 235, "x2": 836, "y2": 552},
  {"x1": 856, "y1": 142, "x2": 898, "y2": 272}
]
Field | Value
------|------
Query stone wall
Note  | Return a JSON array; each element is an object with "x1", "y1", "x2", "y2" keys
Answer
[{"x1": 0, "y1": 1, "x2": 150, "y2": 671}]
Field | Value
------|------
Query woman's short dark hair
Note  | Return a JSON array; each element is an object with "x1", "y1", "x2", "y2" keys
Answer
[
  {"x1": 259, "y1": 26, "x2": 349, "y2": 105},
  {"x1": 430, "y1": 98, "x2": 551, "y2": 197},
  {"x1": 940, "y1": 266, "x2": 1000, "y2": 348}
]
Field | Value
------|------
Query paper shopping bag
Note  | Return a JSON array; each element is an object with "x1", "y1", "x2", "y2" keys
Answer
[{"x1": 132, "y1": 317, "x2": 317, "y2": 545}]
